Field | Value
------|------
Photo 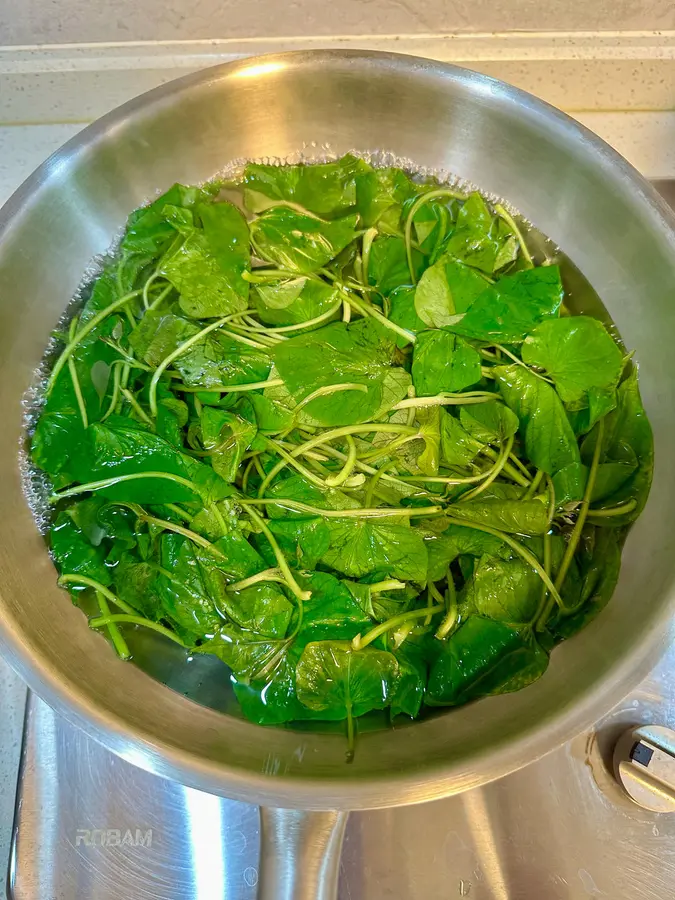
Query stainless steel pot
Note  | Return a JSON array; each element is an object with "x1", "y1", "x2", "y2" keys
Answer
[{"x1": 1, "y1": 51, "x2": 675, "y2": 899}]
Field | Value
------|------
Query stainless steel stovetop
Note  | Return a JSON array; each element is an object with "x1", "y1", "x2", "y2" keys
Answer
[{"x1": 5, "y1": 181, "x2": 675, "y2": 900}]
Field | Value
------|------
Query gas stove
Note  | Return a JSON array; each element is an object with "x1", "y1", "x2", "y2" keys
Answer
[{"x1": 4, "y1": 180, "x2": 675, "y2": 900}]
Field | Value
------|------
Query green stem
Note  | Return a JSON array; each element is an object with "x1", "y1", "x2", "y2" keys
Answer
[
  {"x1": 262, "y1": 437, "x2": 329, "y2": 490},
  {"x1": 494, "y1": 204, "x2": 534, "y2": 268},
  {"x1": 391, "y1": 392, "x2": 499, "y2": 411},
  {"x1": 257, "y1": 423, "x2": 416, "y2": 497},
  {"x1": 149, "y1": 312, "x2": 267, "y2": 417},
  {"x1": 404, "y1": 188, "x2": 468, "y2": 284},
  {"x1": 100, "y1": 360, "x2": 123, "y2": 422},
  {"x1": 294, "y1": 382, "x2": 368, "y2": 414},
  {"x1": 67, "y1": 316, "x2": 89, "y2": 429},
  {"x1": 369, "y1": 580, "x2": 406, "y2": 593},
  {"x1": 444, "y1": 516, "x2": 564, "y2": 610},
  {"x1": 163, "y1": 503, "x2": 194, "y2": 523},
  {"x1": 361, "y1": 227, "x2": 378, "y2": 287},
  {"x1": 49, "y1": 471, "x2": 198, "y2": 504},
  {"x1": 147, "y1": 284, "x2": 174, "y2": 312},
  {"x1": 231, "y1": 301, "x2": 342, "y2": 335},
  {"x1": 57, "y1": 575, "x2": 137, "y2": 615},
  {"x1": 208, "y1": 501, "x2": 229, "y2": 537},
  {"x1": 493, "y1": 343, "x2": 552, "y2": 383},
  {"x1": 535, "y1": 418, "x2": 605, "y2": 631},
  {"x1": 435, "y1": 576, "x2": 458, "y2": 640},
  {"x1": 459, "y1": 434, "x2": 514, "y2": 502},
  {"x1": 242, "y1": 498, "x2": 443, "y2": 519},
  {"x1": 344, "y1": 293, "x2": 416, "y2": 345},
  {"x1": 426, "y1": 581, "x2": 444, "y2": 626},
  {"x1": 95, "y1": 590, "x2": 130, "y2": 659},
  {"x1": 524, "y1": 469, "x2": 544, "y2": 500},
  {"x1": 587, "y1": 499, "x2": 637, "y2": 518},
  {"x1": 89, "y1": 614, "x2": 187, "y2": 646},
  {"x1": 243, "y1": 507, "x2": 311, "y2": 603},
  {"x1": 47, "y1": 290, "x2": 141, "y2": 394},
  {"x1": 228, "y1": 568, "x2": 289, "y2": 592},
  {"x1": 352, "y1": 604, "x2": 444, "y2": 650},
  {"x1": 176, "y1": 378, "x2": 283, "y2": 393},
  {"x1": 121, "y1": 388, "x2": 154, "y2": 427},
  {"x1": 481, "y1": 447, "x2": 530, "y2": 488},
  {"x1": 324, "y1": 435, "x2": 357, "y2": 487}
]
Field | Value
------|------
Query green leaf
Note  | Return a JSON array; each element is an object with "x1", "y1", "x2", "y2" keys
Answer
[
  {"x1": 355, "y1": 166, "x2": 415, "y2": 230},
  {"x1": 427, "y1": 616, "x2": 548, "y2": 705},
  {"x1": 459, "y1": 402, "x2": 519, "y2": 444},
  {"x1": 273, "y1": 318, "x2": 406, "y2": 426},
  {"x1": 70, "y1": 416, "x2": 229, "y2": 505},
  {"x1": 422, "y1": 521, "x2": 508, "y2": 581},
  {"x1": 321, "y1": 518, "x2": 428, "y2": 583},
  {"x1": 446, "y1": 266, "x2": 564, "y2": 343},
  {"x1": 160, "y1": 202, "x2": 250, "y2": 318},
  {"x1": 522, "y1": 316, "x2": 623, "y2": 406},
  {"x1": 465, "y1": 555, "x2": 541, "y2": 624},
  {"x1": 550, "y1": 527, "x2": 622, "y2": 640},
  {"x1": 443, "y1": 192, "x2": 505, "y2": 273},
  {"x1": 413, "y1": 257, "x2": 486, "y2": 328},
  {"x1": 254, "y1": 278, "x2": 339, "y2": 327},
  {"x1": 390, "y1": 637, "x2": 428, "y2": 718},
  {"x1": 265, "y1": 474, "x2": 360, "y2": 518},
  {"x1": 439, "y1": 410, "x2": 485, "y2": 469},
  {"x1": 112, "y1": 551, "x2": 164, "y2": 618},
  {"x1": 299, "y1": 572, "x2": 371, "y2": 639},
  {"x1": 243, "y1": 155, "x2": 368, "y2": 217},
  {"x1": 567, "y1": 387, "x2": 617, "y2": 436},
  {"x1": 551, "y1": 462, "x2": 587, "y2": 505},
  {"x1": 200, "y1": 403, "x2": 257, "y2": 482},
  {"x1": 121, "y1": 183, "x2": 216, "y2": 255},
  {"x1": 50, "y1": 513, "x2": 111, "y2": 585},
  {"x1": 368, "y1": 235, "x2": 424, "y2": 296},
  {"x1": 250, "y1": 208, "x2": 359, "y2": 273},
  {"x1": 411, "y1": 330, "x2": 481, "y2": 396},
  {"x1": 388, "y1": 286, "x2": 427, "y2": 348},
  {"x1": 583, "y1": 370, "x2": 653, "y2": 524},
  {"x1": 295, "y1": 641, "x2": 400, "y2": 718},
  {"x1": 247, "y1": 392, "x2": 294, "y2": 432},
  {"x1": 495, "y1": 364, "x2": 580, "y2": 476},
  {"x1": 449, "y1": 484, "x2": 550, "y2": 534}
]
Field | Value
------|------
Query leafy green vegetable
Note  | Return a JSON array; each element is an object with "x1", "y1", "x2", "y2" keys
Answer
[
  {"x1": 250, "y1": 207, "x2": 359, "y2": 273},
  {"x1": 427, "y1": 616, "x2": 549, "y2": 705},
  {"x1": 244, "y1": 155, "x2": 368, "y2": 217},
  {"x1": 412, "y1": 330, "x2": 481, "y2": 396},
  {"x1": 495, "y1": 364, "x2": 580, "y2": 476},
  {"x1": 31, "y1": 159, "x2": 651, "y2": 747},
  {"x1": 160, "y1": 202, "x2": 250, "y2": 318},
  {"x1": 445, "y1": 267, "x2": 563, "y2": 343},
  {"x1": 273, "y1": 318, "x2": 406, "y2": 426},
  {"x1": 522, "y1": 316, "x2": 623, "y2": 409},
  {"x1": 414, "y1": 257, "x2": 486, "y2": 328}
]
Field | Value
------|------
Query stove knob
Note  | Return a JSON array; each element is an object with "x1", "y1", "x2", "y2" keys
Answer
[{"x1": 613, "y1": 725, "x2": 675, "y2": 813}]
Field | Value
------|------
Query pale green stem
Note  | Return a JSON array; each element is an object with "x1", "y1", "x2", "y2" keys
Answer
[
  {"x1": 256, "y1": 423, "x2": 416, "y2": 497},
  {"x1": 244, "y1": 507, "x2": 311, "y2": 603},
  {"x1": 67, "y1": 317, "x2": 89, "y2": 429},
  {"x1": 121, "y1": 388, "x2": 154, "y2": 427},
  {"x1": 242, "y1": 498, "x2": 443, "y2": 519},
  {"x1": 405, "y1": 188, "x2": 468, "y2": 284},
  {"x1": 149, "y1": 312, "x2": 265, "y2": 417},
  {"x1": 89, "y1": 614, "x2": 187, "y2": 646},
  {"x1": 352, "y1": 604, "x2": 444, "y2": 650},
  {"x1": 459, "y1": 434, "x2": 514, "y2": 502},
  {"x1": 324, "y1": 435, "x2": 357, "y2": 487},
  {"x1": 443, "y1": 516, "x2": 564, "y2": 610},
  {"x1": 95, "y1": 590, "x2": 130, "y2": 659},
  {"x1": 49, "y1": 471, "x2": 198, "y2": 504},
  {"x1": 344, "y1": 293, "x2": 416, "y2": 345},
  {"x1": 228, "y1": 568, "x2": 289, "y2": 592},
  {"x1": 294, "y1": 382, "x2": 368, "y2": 414},
  {"x1": 176, "y1": 378, "x2": 283, "y2": 393},
  {"x1": 391, "y1": 392, "x2": 498, "y2": 411},
  {"x1": 494, "y1": 203, "x2": 534, "y2": 268},
  {"x1": 47, "y1": 290, "x2": 141, "y2": 393},
  {"x1": 58, "y1": 575, "x2": 137, "y2": 615},
  {"x1": 587, "y1": 499, "x2": 637, "y2": 518},
  {"x1": 435, "y1": 577, "x2": 458, "y2": 640}
]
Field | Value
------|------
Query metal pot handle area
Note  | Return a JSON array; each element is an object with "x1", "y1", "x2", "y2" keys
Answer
[{"x1": 258, "y1": 807, "x2": 349, "y2": 900}]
